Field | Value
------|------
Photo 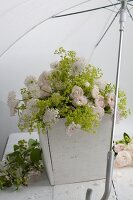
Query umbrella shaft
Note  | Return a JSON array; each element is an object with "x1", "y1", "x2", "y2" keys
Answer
[{"x1": 110, "y1": 1, "x2": 127, "y2": 151}]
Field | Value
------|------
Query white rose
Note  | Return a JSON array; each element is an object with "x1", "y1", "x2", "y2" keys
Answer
[
  {"x1": 114, "y1": 151, "x2": 132, "y2": 168},
  {"x1": 72, "y1": 96, "x2": 88, "y2": 106},
  {"x1": 114, "y1": 143, "x2": 126, "y2": 153},
  {"x1": 107, "y1": 93, "x2": 115, "y2": 108},
  {"x1": 91, "y1": 85, "x2": 99, "y2": 99},
  {"x1": 95, "y1": 95, "x2": 105, "y2": 108},
  {"x1": 70, "y1": 86, "x2": 84, "y2": 99}
]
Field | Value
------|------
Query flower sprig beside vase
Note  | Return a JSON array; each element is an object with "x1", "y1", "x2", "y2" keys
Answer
[
  {"x1": 114, "y1": 133, "x2": 133, "y2": 168},
  {"x1": 7, "y1": 47, "x2": 129, "y2": 135}
]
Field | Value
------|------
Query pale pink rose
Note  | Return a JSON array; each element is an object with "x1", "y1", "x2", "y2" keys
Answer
[
  {"x1": 95, "y1": 79, "x2": 106, "y2": 90},
  {"x1": 114, "y1": 151, "x2": 132, "y2": 168},
  {"x1": 107, "y1": 94, "x2": 115, "y2": 108},
  {"x1": 91, "y1": 85, "x2": 99, "y2": 99},
  {"x1": 70, "y1": 86, "x2": 84, "y2": 99},
  {"x1": 66, "y1": 122, "x2": 81, "y2": 136},
  {"x1": 95, "y1": 95, "x2": 105, "y2": 108},
  {"x1": 93, "y1": 106, "x2": 104, "y2": 120},
  {"x1": 72, "y1": 96, "x2": 88, "y2": 106},
  {"x1": 114, "y1": 143, "x2": 126, "y2": 153}
]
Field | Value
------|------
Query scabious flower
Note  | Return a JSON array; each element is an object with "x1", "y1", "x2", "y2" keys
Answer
[
  {"x1": 18, "y1": 109, "x2": 32, "y2": 129},
  {"x1": 70, "y1": 57, "x2": 85, "y2": 76},
  {"x1": 66, "y1": 122, "x2": 81, "y2": 136},
  {"x1": 38, "y1": 71, "x2": 52, "y2": 98},
  {"x1": 43, "y1": 108, "x2": 59, "y2": 126},
  {"x1": 28, "y1": 84, "x2": 40, "y2": 99},
  {"x1": 114, "y1": 151, "x2": 132, "y2": 168},
  {"x1": 70, "y1": 85, "x2": 84, "y2": 99},
  {"x1": 91, "y1": 85, "x2": 99, "y2": 99},
  {"x1": 7, "y1": 91, "x2": 19, "y2": 116},
  {"x1": 95, "y1": 79, "x2": 106, "y2": 90},
  {"x1": 24, "y1": 75, "x2": 37, "y2": 88},
  {"x1": 26, "y1": 99, "x2": 39, "y2": 114},
  {"x1": 50, "y1": 61, "x2": 59, "y2": 69}
]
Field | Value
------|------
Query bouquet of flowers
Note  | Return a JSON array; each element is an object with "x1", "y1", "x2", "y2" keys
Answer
[
  {"x1": 7, "y1": 47, "x2": 129, "y2": 135},
  {"x1": 114, "y1": 133, "x2": 133, "y2": 168}
]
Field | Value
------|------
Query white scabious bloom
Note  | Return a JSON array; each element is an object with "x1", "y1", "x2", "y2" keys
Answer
[
  {"x1": 26, "y1": 99, "x2": 39, "y2": 114},
  {"x1": 70, "y1": 85, "x2": 84, "y2": 99},
  {"x1": 72, "y1": 96, "x2": 88, "y2": 106},
  {"x1": 43, "y1": 108, "x2": 59, "y2": 126},
  {"x1": 70, "y1": 57, "x2": 86, "y2": 76},
  {"x1": 95, "y1": 79, "x2": 106, "y2": 90},
  {"x1": 91, "y1": 85, "x2": 99, "y2": 99},
  {"x1": 93, "y1": 106, "x2": 104, "y2": 120},
  {"x1": 38, "y1": 71, "x2": 52, "y2": 98},
  {"x1": 22, "y1": 91, "x2": 30, "y2": 100},
  {"x1": 24, "y1": 75, "x2": 37, "y2": 88},
  {"x1": 28, "y1": 84, "x2": 41, "y2": 99},
  {"x1": 50, "y1": 61, "x2": 59, "y2": 69},
  {"x1": 18, "y1": 109, "x2": 32, "y2": 129},
  {"x1": 7, "y1": 91, "x2": 19, "y2": 116},
  {"x1": 66, "y1": 122, "x2": 81, "y2": 136}
]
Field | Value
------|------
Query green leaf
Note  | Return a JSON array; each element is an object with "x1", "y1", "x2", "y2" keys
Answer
[
  {"x1": 28, "y1": 139, "x2": 38, "y2": 147},
  {"x1": 14, "y1": 145, "x2": 19, "y2": 151},
  {"x1": 123, "y1": 132, "x2": 131, "y2": 144},
  {"x1": 30, "y1": 148, "x2": 41, "y2": 163}
]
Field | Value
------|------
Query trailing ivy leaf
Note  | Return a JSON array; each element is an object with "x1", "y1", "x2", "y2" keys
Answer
[
  {"x1": 28, "y1": 139, "x2": 38, "y2": 147},
  {"x1": 30, "y1": 148, "x2": 41, "y2": 163},
  {"x1": 0, "y1": 139, "x2": 43, "y2": 190},
  {"x1": 14, "y1": 145, "x2": 19, "y2": 151},
  {"x1": 123, "y1": 132, "x2": 131, "y2": 144}
]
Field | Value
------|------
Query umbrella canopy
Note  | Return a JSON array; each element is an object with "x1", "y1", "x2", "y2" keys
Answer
[{"x1": 0, "y1": 0, "x2": 133, "y2": 158}]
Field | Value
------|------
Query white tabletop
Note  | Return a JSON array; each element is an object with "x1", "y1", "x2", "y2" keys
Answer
[{"x1": 0, "y1": 132, "x2": 133, "y2": 200}]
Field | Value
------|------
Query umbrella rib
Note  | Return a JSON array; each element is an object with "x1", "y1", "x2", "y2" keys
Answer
[
  {"x1": 0, "y1": 0, "x2": 92, "y2": 58},
  {"x1": 52, "y1": 3, "x2": 121, "y2": 18},
  {"x1": 127, "y1": 6, "x2": 133, "y2": 20},
  {"x1": 95, "y1": 10, "x2": 119, "y2": 48},
  {"x1": 108, "y1": 0, "x2": 119, "y2": 11},
  {"x1": 88, "y1": 9, "x2": 119, "y2": 63}
]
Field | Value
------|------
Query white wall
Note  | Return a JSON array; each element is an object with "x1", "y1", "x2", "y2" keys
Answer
[{"x1": 0, "y1": 0, "x2": 133, "y2": 159}]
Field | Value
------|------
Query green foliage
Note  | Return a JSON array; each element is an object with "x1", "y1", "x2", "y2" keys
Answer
[
  {"x1": 66, "y1": 105, "x2": 99, "y2": 132},
  {"x1": 0, "y1": 139, "x2": 43, "y2": 190},
  {"x1": 116, "y1": 132, "x2": 132, "y2": 145}
]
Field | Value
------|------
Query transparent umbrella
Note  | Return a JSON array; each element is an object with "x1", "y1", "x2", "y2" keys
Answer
[{"x1": 0, "y1": 0, "x2": 133, "y2": 199}]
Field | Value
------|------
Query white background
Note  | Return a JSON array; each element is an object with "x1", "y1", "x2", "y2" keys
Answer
[{"x1": 0, "y1": 0, "x2": 133, "y2": 159}]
